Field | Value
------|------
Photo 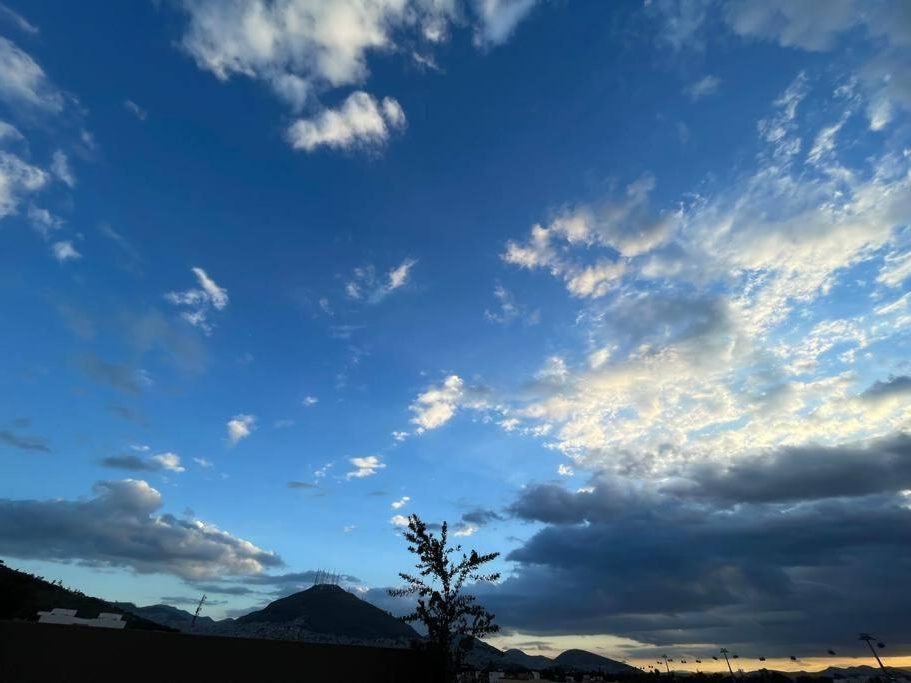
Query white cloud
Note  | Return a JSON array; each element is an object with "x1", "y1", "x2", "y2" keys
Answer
[
  {"x1": 473, "y1": 0, "x2": 538, "y2": 45},
  {"x1": 123, "y1": 99, "x2": 147, "y2": 121},
  {"x1": 387, "y1": 257, "x2": 416, "y2": 291},
  {"x1": 392, "y1": 430, "x2": 409, "y2": 442},
  {"x1": 390, "y1": 513, "x2": 410, "y2": 526},
  {"x1": 193, "y1": 457, "x2": 214, "y2": 468},
  {"x1": 557, "y1": 463, "x2": 574, "y2": 477},
  {"x1": 345, "y1": 257, "x2": 417, "y2": 303},
  {"x1": 408, "y1": 374, "x2": 497, "y2": 433},
  {"x1": 165, "y1": 267, "x2": 229, "y2": 334},
  {"x1": 485, "y1": 283, "x2": 519, "y2": 323},
  {"x1": 877, "y1": 250, "x2": 911, "y2": 288},
  {"x1": 227, "y1": 414, "x2": 257, "y2": 445},
  {"x1": 0, "y1": 119, "x2": 22, "y2": 140},
  {"x1": 0, "y1": 3, "x2": 39, "y2": 35},
  {"x1": 27, "y1": 205, "x2": 62, "y2": 236},
  {"x1": 51, "y1": 240, "x2": 80, "y2": 262},
  {"x1": 0, "y1": 37, "x2": 63, "y2": 112},
  {"x1": 391, "y1": 495, "x2": 410, "y2": 509},
  {"x1": 684, "y1": 74, "x2": 721, "y2": 100},
  {"x1": 302, "y1": 395, "x2": 319, "y2": 406},
  {"x1": 481, "y1": 70, "x2": 911, "y2": 478},
  {"x1": 343, "y1": 524, "x2": 356, "y2": 533},
  {"x1": 410, "y1": 374, "x2": 464, "y2": 432},
  {"x1": 175, "y1": 1, "x2": 536, "y2": 152},
  {"x1": 286, "y1": 91, "x2": 405, "y2": 152},
  {"x1": 502, "y1": 175, "x2": 675, "y2": 297},
  {"x1": 346, "y1": 455, "x2": 385, "y2": 479},
  {"x1": 151, "y1": 452, "x2": 185, "y2": 473},
  {"x1": 50, "y1": 150, "x2": 75, "y2": 187},
  {"x1": 0, "y1": 151, "x2": 48, "y2": 218},
  {"x1": 453, "y1": 523, "x2": 478, "y2": 537}
]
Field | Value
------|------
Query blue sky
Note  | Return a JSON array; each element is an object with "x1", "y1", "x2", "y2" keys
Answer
[{"x1": 1, "y1": 0, "x2": 911, "y2": 666}]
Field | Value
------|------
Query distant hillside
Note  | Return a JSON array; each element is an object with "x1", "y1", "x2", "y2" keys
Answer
[
  {"x1": 553, "y1": 648, "x2": 639, "y2": 673},
  {"x1": 0, "y1": 561, "x2": 171, "y2": 631},
  {"x1": 115, "y1": 602, "x2": 218, "y2": 631},
  {"x1": 502, "y1": 648, "x2": 554, "y2": 669},
  {"x1": 462, "y1": 639, "x2": 637, "y2": 674},
  {"x1": 236, "y1": 584, "x2": 419, "y2": 643}
]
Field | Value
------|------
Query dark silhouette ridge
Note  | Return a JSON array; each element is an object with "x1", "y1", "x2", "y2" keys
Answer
[{"x1": 237, "y1": 583, "x2": 419, "y2": 641}]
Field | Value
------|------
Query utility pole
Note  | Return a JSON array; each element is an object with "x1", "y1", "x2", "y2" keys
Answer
[
  {"x1": 663, "y1": 655, "x2": 671, "y2": 674},
  {"x1": 858, "y1": 634, "x2": 889, "y2": 677},
  {"x1": 191, "y1": 594, "x2": 207, "y2": 629},
  {"x1": 720, "y1": 649, "x2": 736, "y2": 682}
]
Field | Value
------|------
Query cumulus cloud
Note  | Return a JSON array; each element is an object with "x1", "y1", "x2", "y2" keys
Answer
[
  {"x1": 0, "y1": 479, "x2": 282, "y2": 579},
  {"x1": 287, "y1": 91, "x2": 405, "y2": 152},
  {"x1": 227, "y1": 414, "x2": 256, "y2": 445},
  {"x1": 165, "y1": 267, "x2": 229, "y2": 334},
  {"x1": 486, "y1": 71, "x2": 911, "y2": 477},
  {"x1": 346, "y1": 455, "x2": 385, "y2": 479},
  {"x1": 502, "y1": 175, "x2": 675, "y2": 297},
  {"x1": 391, "y1": 495, "x2": 410, "y2": 509},
  {"x1": 389, "y1": 513, "x2": 409, "y2": 526}
]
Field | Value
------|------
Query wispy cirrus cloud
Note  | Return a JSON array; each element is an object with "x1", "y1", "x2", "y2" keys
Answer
[{"x1": 165, "y1": 267, "x2": 229, "y2": 334}]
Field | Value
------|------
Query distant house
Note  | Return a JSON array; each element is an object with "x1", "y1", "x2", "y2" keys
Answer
[{"x1": 37, "y1": 608, "x2": 126, "y2": 629}]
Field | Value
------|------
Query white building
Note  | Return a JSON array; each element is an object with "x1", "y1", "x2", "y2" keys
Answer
[{"x1": 37, "y1": 608, "x2": 126, "y2": 629}]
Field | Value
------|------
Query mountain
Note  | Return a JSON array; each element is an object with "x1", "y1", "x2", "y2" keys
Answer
[
  {"x1": 460, "y1": 640, "x2": 636, "y2": 674},
  {"x1": 115, "y1": 602, "x2": 218, "y2": 631},
  {"x1": 236, "y1": 584, "x2": 419, "y2": 643},
  {"x1": 0, "y1": 561, "x2": 171, "y2": 631},
  {"x1": 502, "y1": 648, "x2": 554, "y2": 669},
  {"x1": 552, "y1": 648, "x2": 639, "y2": 673}
]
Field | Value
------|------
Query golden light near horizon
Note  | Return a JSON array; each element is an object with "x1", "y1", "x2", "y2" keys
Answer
[{"x1": 487, "y1": 631, "x2": 910, "y2": 674}]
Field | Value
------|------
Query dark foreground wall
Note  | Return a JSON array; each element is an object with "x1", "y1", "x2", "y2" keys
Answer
[{"x1": 0, "y1": 620, "x2": 442, "y2": 683}]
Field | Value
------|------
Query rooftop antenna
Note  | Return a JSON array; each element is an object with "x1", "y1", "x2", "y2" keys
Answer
[{"x1": 190, "y1": 594, "x2": 207, "y2": 630}]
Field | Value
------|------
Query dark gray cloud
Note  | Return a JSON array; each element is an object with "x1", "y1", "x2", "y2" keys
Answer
[
  {"x1": 185, "y1": 582, "x2": 259, "y2": 596},
  {"x1": 666, "y1": 432, "x2": 911, "y2": 504},
  {"x1": 493, "y1": 434, "x2": 911, "y2": 654},
  {"x1": 160, "y1": 596, "x2": 226, "y2": 607},
  {"x1": 0, "y1": 479, "x2": 282, "y2": 579},
  {"x1": 861, "y1": 375, "x2": 911, "y2": 402},
  {"x1": 462, "y1": 508, "x2": 506, "y2": 526},
  {"x1": 0, "y1": 427, "x2": 50, "y2": 453},
  {"x1": 287, "y1": 481, "x2": 318, "y2": 489},
  {"x1": 100, "y1": 455, "x2": 159, "y2": 472},
  {"x1": 78, "y1": 354, "x2": 146, "y2": 394},
  {"x1": 106, "y1": 402, "x2": 148, "y2": 425}
]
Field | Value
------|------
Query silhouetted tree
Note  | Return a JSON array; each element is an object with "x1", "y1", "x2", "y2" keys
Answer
[{"x1": 389, "y1": 514, "x2": 500, "y2": 681}]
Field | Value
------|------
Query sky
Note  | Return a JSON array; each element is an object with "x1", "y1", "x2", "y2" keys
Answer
[{"x1": 1, "y1": 0, "x2": 910, "y2": 672}]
